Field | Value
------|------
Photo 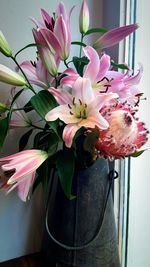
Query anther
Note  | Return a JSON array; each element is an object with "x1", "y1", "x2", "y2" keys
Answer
[{"x1": 68, "y1": 104, "x2": 72, "y2": 109}]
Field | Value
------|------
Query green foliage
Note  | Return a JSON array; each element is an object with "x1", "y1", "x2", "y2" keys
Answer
[
  {"x1": 31, "y1": 90, "x2": 59, "y2": 134},
  {"x1": 111, "y1": 61, "x2": 129, "y2": 70},
  {"x1": 0, "y1": 117, "x2": 8, "y2": 149},
  {"x1": 56, "y1": 149, "x2": 75, "y2": 199},
  {"x1": 83, "y1": 129, "x2": 99, "y2": 154},
  {"x1": 19, "y1": 129, "x2": 33, "y2": 151},
  {"x1": 33, "y1": 159, "x2": 50, "y2": 193},
  {"x1": 131, "y1": 150, "x2": 146, "y2": 157},
  {"x1": 73, "y1": 56, "x2": 89, "y2": 76},
  {"x1": 71, "y1": 41, "x2": 86, "y2": 47},
  {"x1": 84, "y1": 27, "x2": 108, "y2": 36}
]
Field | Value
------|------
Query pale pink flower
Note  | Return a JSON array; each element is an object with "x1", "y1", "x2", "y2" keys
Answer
[
  {"x1": 32, "y1": 29, "x2": 60, "y2": 77},
  {"x1": 79, "y1": 0, "x2": 90, "y2": 34},
  {"x1": 0, "y1": 149, "x2": 48, "y2": 201},
  {"x1": 32, "y1": 2, "x2": 75, "y2": 60},
  {"x1": 61, "y1": 46, "x2": 143, "y2": 105},
  {"x1": 95, "y1": 104, "x2": 149, "y2": 159},
  {"x1": 93, "y1": 24, "x2": 138, "y2": 50},
  {"x1": 20, "y1": 59, "x2": 53, "y2": 89},
  {"x1": 46, "y1": 77, "x2": 118, "y2": 147}
]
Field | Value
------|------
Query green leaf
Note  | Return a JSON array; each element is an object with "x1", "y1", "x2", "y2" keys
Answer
[
  {"x1": 10, "y1": 88, "x2": 25, "y2": 107},
  {"x1": 35, "y1": 159, "x2": 50, "y2": 191},
  {"x1": 0, "y1": 117, "x2": 8, "y2": 149},
  {"x1": 73, "y1": 56, "x2": 89, "y2": 76},
  {"x1": 31, "y1": 90, "x2": 59, "y2": 133},
  {"x1": 83, "y1": 129, "x2": 99, "y2": 154},
  {"x1": 56, "y1": 149, "x2": 75, "y2": 199},
  {"x1": 111, "y1": 61, "x2": 129, "y2": 70},
  {"x1": 19, "y1": 129, "x2": 33, "y2": 151},
  {"x1": 32, "y1": 173, "x2": 42, "y2": 194},
  {"x1": 15, "y1": 43, "x2": 42, "y2": 57},
  {"x1": 71, "y1": 41, "x2": 86, "y2": 47},
  {"x1": 131, "y1": 150, "x2": 146, "y2": 158},
  {"x1": 84, "y1": 27, "x2": 108, "y2": 36},
  {"x1": 33, "y1": 131, "x2": 59, "y2": 156}
]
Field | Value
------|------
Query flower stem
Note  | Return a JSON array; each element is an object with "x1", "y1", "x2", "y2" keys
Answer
[
  {"x1": 64, "y1": 60, "x2": 69, "y2": 68},
  {"x1": 11, "y1": 56, "x2": 36, "y2": 94},
  {"x1": 30, "y1": 123, "x2": 49, "y2": 131},
  {"x1": 79, "y1": 34, "x2": 84, "y2": 58}
]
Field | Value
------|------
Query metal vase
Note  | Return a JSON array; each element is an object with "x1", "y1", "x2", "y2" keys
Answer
[{"x1": 45, "y1": 158, "x2": 120, "y2": 267}]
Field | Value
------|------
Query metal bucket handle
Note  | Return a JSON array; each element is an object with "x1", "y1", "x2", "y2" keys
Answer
[{"x1": 46, "y1": 169, "x2": 118, "y2": 251}]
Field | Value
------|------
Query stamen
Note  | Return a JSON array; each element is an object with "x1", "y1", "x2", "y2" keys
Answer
[
  {"x1": 68, "y1": 104, "x2": 72, "y2": 109},
  {"x1": 72, "y1": 97, "x2": 76, "y2": 105},
  {"x1": 70, "y1": 111, "x2": 73, "y2": 115},
  {"x1": 79, "y1": 99, "x2": 82, "y2": 105}
]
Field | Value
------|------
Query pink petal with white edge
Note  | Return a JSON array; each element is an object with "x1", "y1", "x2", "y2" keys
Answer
[
  {"x1": 17, "y1": 172, "x2": 35, "y2": 202},
  {"x1": 63, "y1": 124, "x2": 80, "y2": 148},
  {"x1": 54, "y1": 16, "x2": 68, "y2": 59},
  {"x1": 56, "y1": 2, "x2": 67, "y2": 21},
  {"x1": 41, "y1": 9, "x2": 53, "y2": 28},
  {"x1": 45, "y1": 105, "x2": 80, "y2": 124},
  {"x1": 0, "y1": 149, "x2": 44, "y2": 162},
  {"x1": 64, "y1": 67, "x2": 78, "y2": 76},
  {"x1": 96, "y1": 54, "x2": 111, "y2": 81},
  {"x1": 49, "y1": 87, "x2": 72, "y2": 105},
  {"x1": 61, "y1": 76, "x2": 78, "y2": 87},
  {"x1": 31, "y1": 17, "x2": 45, "y2": 28},
  {"x1": 83, "y1": 46, "x2": 100, "y2": 82},
  {"x1": 72, "y1": 77, "x2": 95, "y2": 104},
  {"x1": 7, "y1": 158, "x2": 44, "y2": 184},
  {"x1": 79, "y1": 113, "x2": 109, "y2": 129},
  {"x1": 88, "y1": 93, "x2": 118, "y2": 111},
  {"x1": 124, "y1": 64, "x2": 143, "y2": 85},
  {"x1": 40, "y1": 28, "x2": 62, "y2": 56}
]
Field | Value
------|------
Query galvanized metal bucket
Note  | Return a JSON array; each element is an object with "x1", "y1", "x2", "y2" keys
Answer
[{"x1": 45, "y1": 158, "x2": 120, "y2": 267}]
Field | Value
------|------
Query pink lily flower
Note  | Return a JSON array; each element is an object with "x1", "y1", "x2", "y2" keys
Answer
[
  {"x1": 45, "y1": 77, "x2": 118, "y2": 147},
  {"x1": 93, "y1": 24, "x2": 138, "y2": 50},
  {"x1": 0, "y1": 149, "x2": 48, "y2": 201},
  {"x1": 61, "y1": 46, "x2": 143, "y2": 105},
  {"x1": 32, "y1": 29, "x2": 60, "y2": 77},
  {"x1": 32, "y1": 2, "x2": 75, "y2": 60},
  {"x1": 20, "y1": 58, "x2": 53, "y2": 89}
]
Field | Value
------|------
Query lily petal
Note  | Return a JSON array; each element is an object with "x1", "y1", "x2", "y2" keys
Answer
[
  {"x1": 72, "y1": 77, "x2": 95, "y2": 104},
  {"x1": 63, "y1": 123, "x2": 80, "y2": 148},
  {"x1": 45, "y1": 104, "x2": 80, "y2": 124},
  {"x1": 83, "y1": 46, "x2": 100, "y2": 82},
  {"x1": 17, "y1": 172, "x2": 35, "y2": 202},
  {"x1": 49, "y1": 87, "x2": 72, "y2": 105}
]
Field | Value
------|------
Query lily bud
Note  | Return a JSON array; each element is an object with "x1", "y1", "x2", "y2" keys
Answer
[
  {"x1": 39, "y1": 47, "x2": 58, "y2": 77},
  {"x1": 0, "y1": 64, "x2": 27, "y2": 86},
  {"x1": 0, "y1": 102, "x2": 8, "y2": 114},
  {"x1": 93, "y1": 24, "x2": 138, "y2": 50},
  {"x1": 0, "y1": 31, "x2": 12, "y2": 57},
  {"x1": 79, "y1": 0, "x2": 90, "y2": 34}
]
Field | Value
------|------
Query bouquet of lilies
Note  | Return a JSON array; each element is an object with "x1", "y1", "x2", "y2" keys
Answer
[{"x1": 0, "y1": 1, "x2": 148, "y2": 201}]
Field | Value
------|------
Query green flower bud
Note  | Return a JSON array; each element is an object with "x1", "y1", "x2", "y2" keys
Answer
[{"x1": 0, "y1": 31, "x2": 12, "y2": 57}]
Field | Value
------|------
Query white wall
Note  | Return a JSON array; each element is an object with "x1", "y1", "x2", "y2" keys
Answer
[
  {"x1": 0, "y1": 0, "x2": 103, "y2": 262},
  {"x1": 127, "y1": 0, "x2": 150, "y2": 266}
]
